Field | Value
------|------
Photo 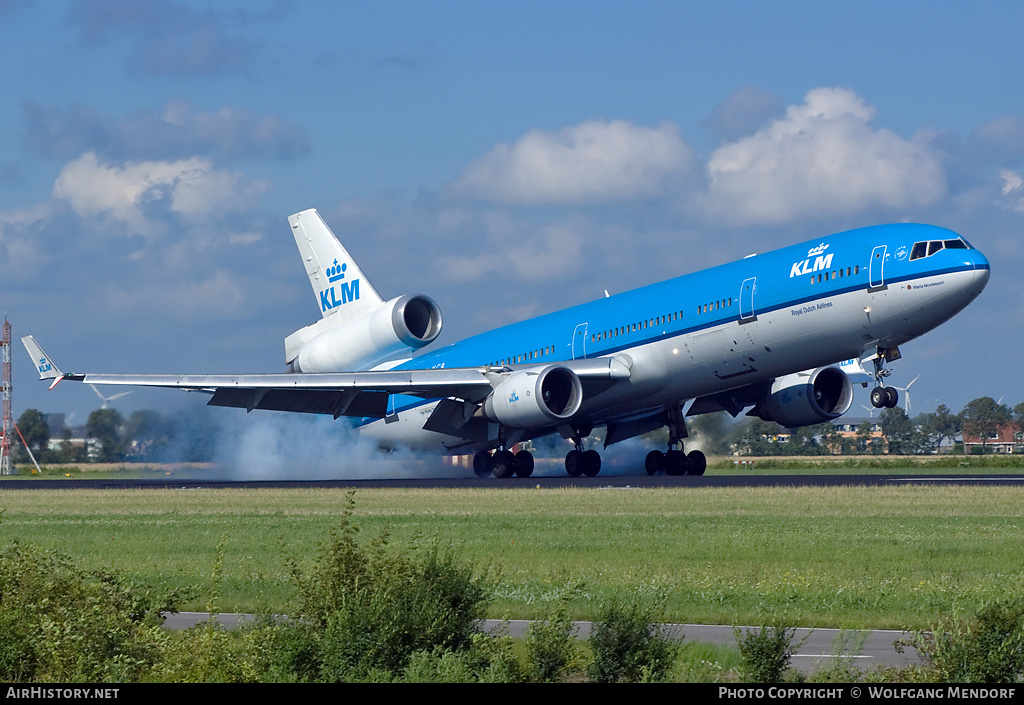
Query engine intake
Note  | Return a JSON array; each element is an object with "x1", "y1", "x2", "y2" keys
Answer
[
  {"x1": 483, "y1": 366, "x2": 583, "y2": 429},
  {"x1": 751, "y1": 366, "x2": 854, "y2": 428}
]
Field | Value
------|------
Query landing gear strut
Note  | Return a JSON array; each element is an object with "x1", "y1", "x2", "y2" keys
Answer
[
  {"x1": 644, "y1": 406, "x2": 706, "y2": 476},
  {"x1": 869, "y1": 347, "x2": 900, "y2": 409},
  {"x1": 565, "y1": 437, "x2": 601, "y2": 477}
]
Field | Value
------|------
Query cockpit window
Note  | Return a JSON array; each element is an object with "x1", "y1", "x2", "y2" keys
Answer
[{"x1": 909, "y1": 237, "x2": 972, "y2": 260}]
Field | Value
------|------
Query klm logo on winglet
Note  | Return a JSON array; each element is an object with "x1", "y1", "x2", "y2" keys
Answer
[
  {"x1": 319, "y1": 259, "x2": 360, "y2": 311},
  {"x1": 37, "y1": 356, "x2": 52, "y2": 375},
  {"x1": 789, "y1": 243, "x2": 834, "y2": 278}
]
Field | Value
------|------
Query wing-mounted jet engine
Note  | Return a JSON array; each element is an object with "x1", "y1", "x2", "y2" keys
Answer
[
  {"x1": 748, "y1": 366, "x2": 854, "y2": 427},
  {"x1": 482, "y1": 365, "x2": 583, "y2": 428},
  {"x1": 284, "y1": 209, "x2": 443, "y2": 372}
]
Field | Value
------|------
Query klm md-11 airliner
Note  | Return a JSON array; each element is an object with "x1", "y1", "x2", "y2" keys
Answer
[{"x1": 24, "y1": 209, "x2": 989, "y2": 478}]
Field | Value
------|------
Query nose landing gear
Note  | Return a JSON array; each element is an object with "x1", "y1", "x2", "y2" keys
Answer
[{"x1": 869, "y1": 347, "x2": 901, "y2": 409}]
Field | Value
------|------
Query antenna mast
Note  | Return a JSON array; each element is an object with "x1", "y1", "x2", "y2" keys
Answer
[{"x1": 1, "y1": 317, "x2": 12, "y2": 475}]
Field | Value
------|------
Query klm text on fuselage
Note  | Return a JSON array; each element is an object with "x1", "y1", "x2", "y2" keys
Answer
[{"x1": 789, "y1": 243, "x2": 834, "y2": 278}]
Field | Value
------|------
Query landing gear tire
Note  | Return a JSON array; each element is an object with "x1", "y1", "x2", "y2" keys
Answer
[
  {"x1": 872, "y1": 386, "x2": 899, "y2": 409},
  {"x1": 645, "y1": 450, "x2": 665, "y2": 475},
  {"x1": 687, "y1": 450, "x2": 707, "y2": 476},
  {"x1": 665, "y1": 449, "x2": 690, "y2": 476},
  {"x1": 870, "y1": 386, "x2": 885, "y2": 408},
  {"x1": 492, "y1": 449, "x2": 517, "y2": 479},
  {"x1": 565, "y1": 450, "x2": 584, "y2": 477},
  {"x1": 582, "y1": 449, "x2": 601, "y2": 477},
  {"x1": 884, "y1": 387, "x2": 898, "y2": 408},
  {"x1": 514, "y1": 450, "x2": 535, "y2": 477},
  {"x1": 473, "y1": 451, "x2": 493, "y2": 478}
]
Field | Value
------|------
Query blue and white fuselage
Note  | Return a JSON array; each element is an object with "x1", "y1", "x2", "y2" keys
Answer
[{"x1": 364, "y1": 223, "x2": 988, "y2": 456}]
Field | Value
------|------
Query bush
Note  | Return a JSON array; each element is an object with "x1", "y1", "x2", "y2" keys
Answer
[
  {"x1": 523, "y1": 596, "x2": 581, "y2": 682},
  {"x1": 588, "y1": 596, "x2": 675, "y2": 683},
  {"x1": 399, "y1": 632, "x2": 525, "y2": 683},
  {"x1": 904, "y1": 599, "x2": 1024, "y2": 683},
  {"x1": 733, "y1": 622, "x2": 804, "y2": 683},
  {"x1": 150, "y1": 619, "x2": 257, "y2": 683},
  {"x1": 282, "y1": 493, "x2": 491, "y2": 682},
  {"x1": 0, "y1": 540, "x2": 179, "y2": 683}
]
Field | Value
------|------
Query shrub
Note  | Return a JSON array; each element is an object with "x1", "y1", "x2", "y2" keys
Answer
[
  {"x1": 733, "y1": 622, "x2": 804, "y2": 683},
  {"x1": 282, "y1": 492, "x2": 491, "y2": 682},
  {"x1": 0, "y1": 540, "x2": 178, "y2": 683},
  {"x1": 587, "y1": 596, "x2": 675, "y2": 683},
  {"x1": 903, "y1": 598, "x2": 1024, "y2": 683},
  {"x1": 523, "y1": 596, "x2": 581, "y2": 682}
]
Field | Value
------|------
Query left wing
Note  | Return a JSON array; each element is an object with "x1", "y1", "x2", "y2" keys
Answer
[{"x1": 23, "y1": 336, "x2": 630, "y2": 421}]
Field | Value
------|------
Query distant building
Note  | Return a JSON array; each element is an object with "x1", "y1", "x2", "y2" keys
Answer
[
  {"x1": 831, "y1": 417, "x2": 884, "y2": 450},
  {"x1": 962, "y1": 423, "x2": 1018, "y2": 454}
]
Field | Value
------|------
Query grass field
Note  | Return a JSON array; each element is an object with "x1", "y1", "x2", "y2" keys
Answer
[{"x1": 2, "y1": 482, "x2": 1023, "y2": 631}]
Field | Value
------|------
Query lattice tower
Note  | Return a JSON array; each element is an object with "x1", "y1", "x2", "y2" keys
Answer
[{"x1": 1, "y1": 318, "x2": 11, "y2": 475}]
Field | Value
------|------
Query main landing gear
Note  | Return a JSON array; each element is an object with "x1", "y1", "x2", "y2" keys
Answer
[
  {"x1": 565, "y1": 438, "x2": 601, "y2": 477},
  {"x1": 869, "y1": 347, "x2": 901, "y2": 410},
  {"x1": 473, "y1": 448, "x2": 535, "y2": 478},
  {"x1": 644, "y1": 448, "x2": 707, "y2": 476},
  {"x1": 643, "y1": 406, "x2": 706, "y2": 476},
  {"x1": 472, "y1": 409, "x2": 710, "y2": 479}
]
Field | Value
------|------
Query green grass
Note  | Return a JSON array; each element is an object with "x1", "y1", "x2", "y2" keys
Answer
[{"x1": 2, "y1": 484, "x2": 1023, "y2": 630}]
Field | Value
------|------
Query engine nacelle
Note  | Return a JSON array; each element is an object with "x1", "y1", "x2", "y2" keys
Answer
[
  {"x1": 483, "y1": 366, "x2": 583, "y2": 429},
  {"x1": 287, "y1": 294, "x2": 442, "y2": 373},
  {"x1": 751, "y1": 366, "x2": 854, "y2": 428}
]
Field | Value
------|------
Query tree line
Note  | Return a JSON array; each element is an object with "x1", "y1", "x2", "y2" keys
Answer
[
  {"x1": 737, "y1": 396, "x2": 1023, "y2": 456},
  {"x1": 13, "y1": 406, "x2": 222, "y2": 465},
  {"x1": 11, "y1": 394, "x2": 1023, "y2": 465}
]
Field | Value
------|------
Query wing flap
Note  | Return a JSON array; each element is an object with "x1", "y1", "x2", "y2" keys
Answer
[{"x1": 208, "y1": 387, "x2": 389, "y2": 418}]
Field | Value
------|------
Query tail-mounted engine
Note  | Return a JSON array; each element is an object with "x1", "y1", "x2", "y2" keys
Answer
[
  {"x1": 483, "y1": 365, "x2": 583, "y2": 428},
  {"x1": 749, "y1": 366, "x2": 854, "y2": 428},
  {"x1": 287, "y1": 294, "x2": 442, "y2": 373}
]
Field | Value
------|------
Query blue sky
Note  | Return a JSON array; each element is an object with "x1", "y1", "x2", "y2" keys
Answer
[{"x1": 4, "y1": 0, "x2": 1024, "y2": 428}]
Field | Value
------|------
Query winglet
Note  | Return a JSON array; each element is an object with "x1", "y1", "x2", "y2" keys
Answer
[{"x1": 21, "y1": 336, "x2": 64, "y2": 388}]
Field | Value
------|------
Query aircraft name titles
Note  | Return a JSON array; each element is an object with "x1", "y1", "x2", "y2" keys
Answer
[{"x1": 790, "y1": 301, "x2": 833, "y2": 317}]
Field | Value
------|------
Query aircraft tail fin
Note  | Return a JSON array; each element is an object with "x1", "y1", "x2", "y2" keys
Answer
[
  {"x1": 289, "y1": 209, "x2": 383, "y2": 322},
  {"x1": 21, "y1": 336, "x2": 64, "y2": 389}
]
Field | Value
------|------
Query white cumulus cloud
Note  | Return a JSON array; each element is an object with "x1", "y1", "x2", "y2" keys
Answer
[
  {"x1": 694, "y1": 87, "x2": 947, "y2": 225},
  {"x1": 449, "y1": 120, "x2": 694, "y2": 204},
  {"x1": 52, "y1": 152, "x2": 270, "y2": 237}
]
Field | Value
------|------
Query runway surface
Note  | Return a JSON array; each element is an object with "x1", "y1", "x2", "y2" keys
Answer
[{"x1": 3, "y1": 472, "x2": 1024, "y2": 490}]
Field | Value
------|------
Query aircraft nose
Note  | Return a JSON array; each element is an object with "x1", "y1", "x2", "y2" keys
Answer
[
  {"x1": 970, "y1": 251, "x2": 987, "y2": 286},
  {"x1": 971, "y1": 249, "x2": 991, "y2": 292}
]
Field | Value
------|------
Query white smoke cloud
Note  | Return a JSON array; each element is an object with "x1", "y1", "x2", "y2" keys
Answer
[
  {"x1": 694, "y1": 87, "x2": 947, "y2": 225},
  {"x1": 449, "y1": 120, "x2": 695, "y2": 204},
  {"x1": 213, "y1": 411, "x2": 452, "y2": 481}
]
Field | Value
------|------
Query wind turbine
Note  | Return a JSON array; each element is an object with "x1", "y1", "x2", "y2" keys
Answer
[
  {"x1": 891, "y1": 375, "x2": 920, "y2": 415},
  {"x1": 89, "y1": 384, "x2": 131, "y2": 409}
]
